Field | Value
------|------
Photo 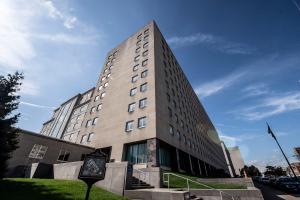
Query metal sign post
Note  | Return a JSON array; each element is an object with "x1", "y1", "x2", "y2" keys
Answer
[{"x1": 78, "y1": 150, "x2": 107, "y2": 200}]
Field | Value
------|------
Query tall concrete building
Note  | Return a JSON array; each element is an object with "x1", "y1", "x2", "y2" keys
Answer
[
  {"x1": 228, "y1": 146, "x2": 245, "y2": 177},
  {"x1": 40, "y1": 21, "x2": 229, "y2": 177}
]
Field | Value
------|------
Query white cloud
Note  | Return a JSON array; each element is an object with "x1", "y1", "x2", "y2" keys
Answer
[
  {"x1": 40, "y1": 0, "x2": 77, "y2": 29},
  {"x1": 32, "y1": 33, "x2": 99, "y2": 45},
  {"x1": 242, "y1": 83, "x2": 269, "y2": 97},
  {"x1": 167, "y1": 32, "x2": 255, "y2": 55},
  {"x1": 20, "y1": 101, "x2": 55, "y2": 109},
  {"x1": 195, "y1": 71, "x2": 247, "y2": 98},
  {"x1": 238, "y1": 92, "x2": 300, "y2": 120}
]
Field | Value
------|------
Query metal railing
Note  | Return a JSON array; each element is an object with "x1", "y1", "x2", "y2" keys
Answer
[
  {"x1": 133, "y1": 168, "x2": 150, "y2": 185},
  {"x1": 163, "y1": 172, "x2": 237, "y2": 200}
]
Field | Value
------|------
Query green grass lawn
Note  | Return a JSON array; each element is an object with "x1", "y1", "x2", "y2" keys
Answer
[
  {"x1": 163, "y1": 172, "x2": 246, "y2": 189},
  {"x1": 0, "y1": 178, "x2": 127, "y2": 200}
]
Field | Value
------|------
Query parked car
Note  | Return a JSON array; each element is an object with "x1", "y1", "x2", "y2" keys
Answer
[
  {"x1": 259, "y1": 177, "x2": 270, "y2": 184},
  {"x1": 273, "y1": 177, "x2": 300, "y2": 193}
]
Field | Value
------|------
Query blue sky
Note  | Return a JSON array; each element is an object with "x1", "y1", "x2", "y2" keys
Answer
[{"x1": 1, "y1": 0, "x2": 300, "y2": 171}]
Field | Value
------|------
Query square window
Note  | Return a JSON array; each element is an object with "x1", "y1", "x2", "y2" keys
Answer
[
  {"x1": 107, "y1": 73, "x2": 111, "y2": 78},
  {"x1": 104, "y1": 82, "x2": 109, "y2": 88},
  {"x1": 144, "y1": 35, "x2": 149, "y2": 41},
  {"x1": 90, "y1": 107, "x2": 96, "y2": 113},
  {"x1": 142, "y1": 59, "x2": 148, "y2": 66},
  {"x1": 136, "y1": 47, "x2": 141, "y2": 53},
  {"x1": 132, "y1": 75, "x2": 138, "y2": 83},
  {"x1": 137, "y1": 33, "x2": 142, "y2": 40},
  {"x1": 138, "y1": 116, "x2": 147, "y2": 128},
  {"x1": 81, "y1": 135, "x2": 88, "y2": 144},
  {"x1": 134, "y1": 55, "x2": 140, "y2": 62},
  {"x1": 142, "y1": 50, "x2": 148, "y2": 57},
  {"x1": 94, "y1": 95, "x2": 100, "y2": 101},
  {"x1": 144, "y1": 29, "x2": 149, "y2": 34},
  {"x1": 101, "y1": 77, "x2": 106, "y2": 82},
  {"x1": 176, "y1": 130, "x2": 181, "y2": 140},
  {"x1": 97, "y1": 104, "x2": 102, "y2": 111},
  {"x1": 143, "y1": 42, "x2": 149, "y2": 49},
  {"x1": 140, "y1": 83, "x2": 147, "y2": 92},
  {"x1": 98, "y1": 85, "x2": 103, "y2": 91},
  {"x1": 100, "y1": 92, "x2": 106, "y2": 99},
  {"x1": 86, "y1": 120, "x2": 92, "y2": 127},
  {"x1": 167, "y1": 93, "x2": 170, "y2": 102},
  {"x1": 133, "y1": 64, "x2": 139, "y2": 71},
  {"x1": 168, "y1": 107, "x2": 172, "y2": 118},
  {"x1": 139, "y1": 98, "x2": 147, "y2": 108},
  {"x1": 128, "y1": 103, "x2": 135, "y2": 113},
  {"x1": 130, "y1": 87, "x2": 137, "y2": 96},
  {"x1": 92, "y1": 117, "x2": 98, "y2": 125},
  {"x1": 87, "y1": 132, "x2": 94, "y2": 142},
  {"x1": 141, "y1": 70, "x2": 148, "y2": 78},
  {"x1": 125, "y1": 121, "x2": 134, "y2": 132},
  {"x1": 136, "y1": 40, "x2": 141, "y2": 46}
]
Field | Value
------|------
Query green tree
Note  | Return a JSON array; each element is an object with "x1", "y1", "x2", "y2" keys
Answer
[
  {"x1": 0, "y1": 71, "x2": 24, "y2": 178},
  {"x1": 264, "y1": 165, "x2": 286, "y2": 177},
  {"x1": 241, "y1": 165, "x2": 261, "y2": 177}
]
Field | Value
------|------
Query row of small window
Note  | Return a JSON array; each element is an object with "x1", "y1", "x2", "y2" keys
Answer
[
  {"x1": 130, "y1": 83, "x2": 147, "y2": 96},
  {"x1": 136, "y1": 42, "x2": 149, "y2": 53},
  {"x1": 94, "y1": 92, "x2": 106, "y2": 101},
  {"x1": 128, "y1": 98, "x2": 147, "y2": 112},
  {"x1": 103, "y1": 66, "x2": 113, "y2": 74},
  {"x1": 80, "y1": 132, "x2": 94, "y2": 144},
  {"x1": 137, "y1": 28, "x2": 149, "y2": 40},
  {"x1": 168, "y1": 125, "x2": 200, "y2": 150},
  {"x1": 100, "y1": 73, "x2": 111, "y2": 82},
  {"x1": 133, "y1": 59, "x2": 148, "y2": 71},
  {"x1": 132, "y1": 70, "x2": 148, "y2": 83},
  {"x1": 125, "y1": 116, "x2": 147, "y2": 132},
  {"x1": 98, "y1": 82, "x2": 109, "y2": 91},
  {"x1": 136, "y1": 35, "x2": 149, "y2": 46},
  {"x1": 86, "y1": 117, "x2": 99, "y2": 127},
  {"x1": 134, "y1": 53, "x2": 148, "y2": 62},
  {"x1": 90, "y1": 104, "x2": 102, "y2": 113}
]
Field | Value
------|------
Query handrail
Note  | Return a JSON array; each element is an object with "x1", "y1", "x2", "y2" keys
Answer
[
  {"x1": 163, "y1": 172, "x2": 236, "y2": 200},
  {"x1": 133, "y1": 168, "x2": 149, "y2": 185}
]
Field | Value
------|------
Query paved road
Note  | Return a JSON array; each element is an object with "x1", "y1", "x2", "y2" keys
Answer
[{"x1": 254, "y1": 182, "x2": 300, "y2": 200}]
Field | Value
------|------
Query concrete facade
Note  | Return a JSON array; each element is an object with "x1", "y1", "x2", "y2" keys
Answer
[
  {"x1": 6, "y1": 130, "x2": 94, "y2": 177},
  {"x1": 40, "y1": 21, "x2": 229, "y2": 177},
  {"x1": 228, "y1": 146, "x2": 245, "y2": 177}
]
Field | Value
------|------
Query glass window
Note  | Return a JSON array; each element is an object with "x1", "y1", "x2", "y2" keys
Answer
[
  {"x1": 86, "y1": 120, "x2": 92, "y2": 127},
  {"x1": 100, "y1": 92, "x2": 106, "y2": 99},
  {"x1": 94, "y1": 95, "x2": 100, "y2": 101},
  {"x1": 98, "y1": 85, "x2": 103, "y2": 91},
  {"x1": 176, "y1": 130, "x2": 181, "y2": 140},
  {"x1": 81, "y1": 135, "x2": 88, "y2": 144},
  {"x1": 87, "y1": 132, "x2": 94, "y2": 142},
  {"x1": 140, "y1": 83, "x2": 147, "y2": 92},
  {"x1": 142, "y1": 50, "x2": 148, "y2": 57},
  {"x1": 136, "y1": 47, "x2": 141, "y2": 53},
  {"x1": 169, "y1": 125, "x2": 174, "y2": 135},
  {"x1": 175, "y1": 114, "x2": 178, "y2": 122},
  {"x1": 101, "y1": 77, "x2": 106, "y2": 81},
  {"x1": 104, "y1": 68, "x2": 108, "y2": 73},
  {"x1": 144, "y1": 29, "x2": 149, "y2": 34},
  {"x1": 138, "y1": 116, "x2": 147, "y2": 128},
  {"x1": 167, "y1": 93, "x2": 170, "y2": 102},
  {"x1": 134, "y1": 55, "x2": 140, "y2": 62},
  {"x1": 139, "y1": 98, "x2": 147, "y2": 109},
  {"x1": 109, "y1": 65, "x2": 113, "y2": 70},
  {"x1": 144, "y1": 35, "x2": 149, "y2": 41},
  {"x1": 125, "y1": 142, "x2": 147, "y2": 164},
  {"x1": 57, "y1": 149, "x2": 70, "y2": 161},
  {"x1": 168, "y1": 107, "x2": 172, "y2": 117},
  {"x1": 128, "y1": 103, "x2": 135, "y2": 113},
  {"x1": 97, "y1": 104, "x2": 102, "y2": 111},
  {"x1": 136, "y1": 40, "x2": 141, "y2": 46},
  {"x1": 141, "y1": 70, "x2": 148, "y2": 78},
  {"x1": 143, "y1": 42, "x2": 149, "y2": 49},
  {"x1": 107, "y1": 73, "x2": 111, "y2": 78},
  {"x1": 104, "y1": 82, "x2": 109, "y2": 88},
  {"x1": 130, "y1": 87, "x2": 137, "y2": 96},
  {"x1": 132, "y1": 75, "x2": 138, "y2": 83},
  {"x1": 159, "y1": 147, "x2": 171, "y2": 167},
  {"x1": 142, "y1": 59, "x2": 148, "y2": 66},
  {"x1": 90, "y1": 107, "x2": 96, "y2": 113},
  {"x1": 133, "y1": 64, "x2": 139, "y2": 71},
  {"x1": 137, "y1": 33, "x2": 142, "y2": 40},
  {"x1": 92, "y1": 117, "x2": 98, "y2": 125},
  {"x1": 125, "y1": 121, "x2": 134, "y2": 132}
]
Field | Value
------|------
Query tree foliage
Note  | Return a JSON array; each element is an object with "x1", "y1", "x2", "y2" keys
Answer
[
  {"x1": 0, "y1": 71, "x2": 24, "y2": 178},
  {"x1": 264, "y1": 165, "x2": 286, "y2": 177},
  {"x1": 241, "y1": 165, "x2": 261, "y2": 177}
]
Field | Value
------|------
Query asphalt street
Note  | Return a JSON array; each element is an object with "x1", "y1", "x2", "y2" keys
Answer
[{"x1": 254, "y1": 182, "x2": 300, "y2": 200}]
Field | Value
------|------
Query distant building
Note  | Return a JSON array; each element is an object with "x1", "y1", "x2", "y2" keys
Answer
[
  {"x1": 220, "y1": 141, "x2": 236, "y2": 177},
  {"x1": 228, "y1": 146, "x2": 245, "y2": 177}
]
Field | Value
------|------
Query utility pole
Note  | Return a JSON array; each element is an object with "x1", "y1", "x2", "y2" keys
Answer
[{"x1": 267, "y1": 123, "x2": 297, "y2": 179}]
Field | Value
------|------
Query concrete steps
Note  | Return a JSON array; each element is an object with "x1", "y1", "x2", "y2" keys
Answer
[{"x1": 130, "y1": 176, "x2": 154, "y2": 190}]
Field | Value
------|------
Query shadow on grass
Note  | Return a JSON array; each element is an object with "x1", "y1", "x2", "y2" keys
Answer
[{"x1": 0, "y1": 179, "x2": 73, "y2": 200}]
